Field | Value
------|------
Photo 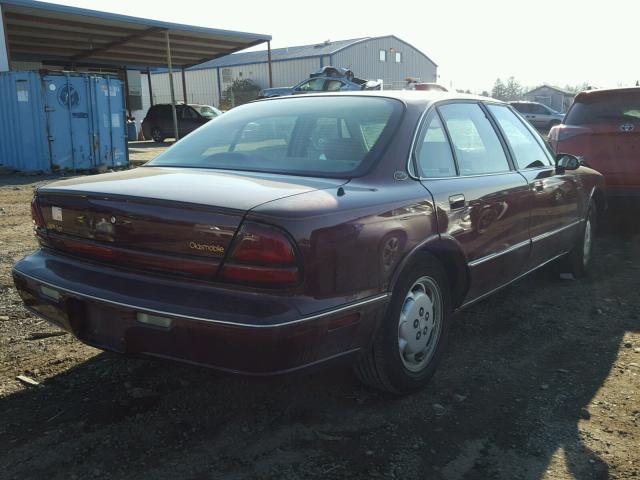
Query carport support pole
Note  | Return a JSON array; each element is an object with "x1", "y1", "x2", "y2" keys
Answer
[
  {"x1": 147, "y1": 68, "x2": 154, "y2": 106},
  {"x1": 181, "y1": 67, "x2": 188, "y2": 103},
  {"x1": 267, "y1": 41, "x2": 273, "y2": 88},
  {"x1": 165, "y1": 31, "x2": 179, "y2": 141}
]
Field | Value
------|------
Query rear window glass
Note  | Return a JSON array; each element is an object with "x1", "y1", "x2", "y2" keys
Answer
[
  {"x1": 148, "y1": 96, "x2": 402, "y2": 177},
  {"x1": 565, "y1": 93, "x2": 640, "y2": 125}
]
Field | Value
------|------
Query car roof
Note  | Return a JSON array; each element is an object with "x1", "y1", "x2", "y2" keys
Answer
[
  {"x1": 574, "y1": 86, "x2": 640, "y2": 103},
  {"x1": 152, "y1": 103, "x2": 212, "y2": 107},
  {"x1": 256, "y1": 90, "x2": 499, "y2": 106}
]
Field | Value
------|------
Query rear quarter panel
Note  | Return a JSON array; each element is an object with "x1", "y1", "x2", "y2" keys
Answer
[{"x1": 249, "y1": 180, "x2": 438, "y2": 306}]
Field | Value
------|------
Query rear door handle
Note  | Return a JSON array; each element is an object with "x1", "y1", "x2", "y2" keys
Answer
[
  {"x1": 533, "y1": 181, "x2": 544, "y2": 192},
  {"x1": 449, "y1": 194, "x2": 466, "y2": 210}
]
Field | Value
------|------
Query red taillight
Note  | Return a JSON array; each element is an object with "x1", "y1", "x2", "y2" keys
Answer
[
  {"x1": 221, "y1": 222, "x2": 300, "y2": 286},
  {"x1": 31, "y1": 196, "x2": 45, "y2": 229},
  {"x1": 230, "y1": 223, "x2": 295, "y2": 264}
]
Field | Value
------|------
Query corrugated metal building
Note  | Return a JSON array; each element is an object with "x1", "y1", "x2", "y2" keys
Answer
[
  {"x1": 145, "y1": 35, "x2": 438, "y2": 110},
  {"x1": 525, "y1": 85, "x2": 575, "y2": 113}
]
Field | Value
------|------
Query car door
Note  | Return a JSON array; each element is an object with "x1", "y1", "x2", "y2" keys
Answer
[
  {"x1": 324, "y1": 79, "x2": 346, "y2": 92},
  {"x1": 158, "y1": 105, "x2": 174, "y2": 137},
  {"x1": 178, "y1": 105, "x2": 203, "y2": 138},
  {"x1": 292, "y1": 78, "x2": 326, "y2": 95},
  {"x1": 529, "y1": 103, "x2": 549, "y2": 128},
  {"x1": 415, "y1": 102, "x2": 532, "y2": 303},
  {"x1": 486, "y1": 104, "x2": 582, "y2": 269}
]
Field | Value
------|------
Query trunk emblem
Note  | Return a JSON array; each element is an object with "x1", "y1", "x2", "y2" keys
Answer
[
  {"x1": 620, "y1": 123, "x2": 634, "y2": 132},
  {"x1": 189, "y1": 241, "x2": 225, "y2": 254}
]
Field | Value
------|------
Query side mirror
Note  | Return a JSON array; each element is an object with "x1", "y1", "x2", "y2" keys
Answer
[{"x1": 556, "y1": 153, "x2": 580, "y2": 174}]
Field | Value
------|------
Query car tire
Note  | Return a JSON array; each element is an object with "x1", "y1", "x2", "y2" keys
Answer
[
  {"x1": 353, "y1": 254, "x2": 452, "y2": 394},
  {"x1": 564, "y1": 201, "x2": 597, "y2": 278},
  {"x1": 151, "y1": 127, "x2": 164, "y2": 143}
]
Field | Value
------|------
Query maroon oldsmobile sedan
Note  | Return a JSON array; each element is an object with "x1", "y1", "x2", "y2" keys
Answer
[{"x1": 13, "y1": 92, "x2": 605, "y2": 393}]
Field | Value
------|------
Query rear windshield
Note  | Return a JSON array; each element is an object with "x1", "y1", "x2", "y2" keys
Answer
[
  {"x1": 565, "y1": 93, "x2": 640, "y2": 125},
  {"x1": 147, "y1": 96, "x2": 403, "y2": 177}
]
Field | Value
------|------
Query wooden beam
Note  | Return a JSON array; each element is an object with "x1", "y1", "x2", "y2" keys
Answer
[
  {"x1": 70, "y1": 26, "x2": 166, "y2": 61},
  {"x1": 4, "y1": 11, "x2": 141, "y2": 35},
  {"x1": 7, "y1": 24, "x2": 118, "y2": 42},
  {"x1": 9, "y1": 34, "x2": 109, "y2": 50},
  {"x1": 125, "y1": 40, "x2": 235, "y2": 56},
  {"x1": 9, "y1": 35, "x2": 210, "y2": 59},
  {"x1": 144, "y1": 33, "x2": 247, "y2": 49},
  {"x1": 89, "y1": 51, "x2": 194, "y2": 65},
  {"x1": 10, "y1": 45, "x2": 191, "y2": 66}
]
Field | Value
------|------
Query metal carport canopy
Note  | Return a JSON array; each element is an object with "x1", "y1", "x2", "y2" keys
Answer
[{"x1": 0, "y1": 0, "x2": 271, "y2": 68}]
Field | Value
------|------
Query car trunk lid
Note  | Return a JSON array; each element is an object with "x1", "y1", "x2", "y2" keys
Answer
[{"x1": 34, "y1": 167, "x2": 345, "y2": 278}]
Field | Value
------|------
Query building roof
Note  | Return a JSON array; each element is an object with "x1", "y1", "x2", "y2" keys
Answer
[
  {"x1": 526, "y1": 84, "x2": 574, "y2": 96},
  {"x1": 192, "y1": 37, "x2": 367, "y2": 70},
  {"x1": 0, "y1": 0, "x2": 271, "y2": 68}
]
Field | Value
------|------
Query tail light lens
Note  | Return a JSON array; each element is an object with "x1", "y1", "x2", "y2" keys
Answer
[
  {"x1": 220, "y1": 222, "x2": 300, "y2": 286},
  {"x1": 31, "y1": 196, "x2": 46, "y2": 230}
]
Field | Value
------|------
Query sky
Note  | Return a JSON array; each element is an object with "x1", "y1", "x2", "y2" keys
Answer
[{"x1": 45, "y1": 0, "x2": 640, "y2": 92}]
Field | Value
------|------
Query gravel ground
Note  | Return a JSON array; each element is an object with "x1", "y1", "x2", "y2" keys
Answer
[{"x1": 0, "y1": 156, "x2": 638, "y2": 479}]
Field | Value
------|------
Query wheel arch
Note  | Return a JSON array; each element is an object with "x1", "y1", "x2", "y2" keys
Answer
[{"x1": 389, "y1": 235, "x2": 470, "y2": 309}]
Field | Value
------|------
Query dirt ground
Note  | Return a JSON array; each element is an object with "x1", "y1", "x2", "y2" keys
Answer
[{"x1": 0, "y1": 149, "x2": 638, "y2": 479}]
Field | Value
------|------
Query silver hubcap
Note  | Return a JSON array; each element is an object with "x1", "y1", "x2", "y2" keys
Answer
[
  {"x1": 397, "y1": 276, "x2": 442, "y2": 372},
  {"x1": 583, "y1": 217, "x2": 593, "y2": 266}
]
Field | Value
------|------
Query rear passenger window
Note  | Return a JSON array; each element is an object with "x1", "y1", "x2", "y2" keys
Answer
[
  {"x1": 438, "y1": 103, "x2": 510, "y2": 175},
  {"x1": 488, "y1": 105, "x2": 553, "y2": 169},
  {"x1": 415, "y1": 113, "x2": 456, "y2": 177}
]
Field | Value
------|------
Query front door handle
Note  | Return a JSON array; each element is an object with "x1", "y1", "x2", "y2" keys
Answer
[
  {"x1": 449, "y1": 194, "x2": 466, "y2": 210},
  {"x1": 533, "y1": 181, "x2": 544, "y2": 192}
]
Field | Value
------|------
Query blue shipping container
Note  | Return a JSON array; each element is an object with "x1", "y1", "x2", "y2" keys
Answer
[
  {"x1": 0, "y1": 71, "x2": 51, "y2": 172},
  {"x1": 0, "y1": 71, "x2": 128, "y2": 172}
]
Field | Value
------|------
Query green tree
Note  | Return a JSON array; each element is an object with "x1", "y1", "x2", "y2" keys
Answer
[
  {"x1": 491, "y1": 78, "x2": 507, "y2": 101},
  {"x1": 219, "y1": 79, "x2": 261, "y2": 110},
  {"x1": 564, "y1": 82, "x2": 591, "y2": 94},
  {"x1": 504, "y1": 76, "x2": 524, "y2": 101}
]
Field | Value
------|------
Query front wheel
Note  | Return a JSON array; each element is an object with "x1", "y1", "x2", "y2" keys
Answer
[
  {"x1": 354, "y1": 255, "x2": 451, "y2": 394},
  {"x1": 151, "y1": 127, "x2": 164, "y2": 143},
  {"x1": 564, "y1": 201, "x2": 596, "y2": 277}
]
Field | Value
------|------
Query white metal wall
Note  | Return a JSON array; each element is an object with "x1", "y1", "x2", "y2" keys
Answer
[
  {"x1": 218, "y1": 57, "x2": 321, "y2": 90},
  {"x1": 331, "y1": 37, "x2": 437, "y2": 89},
  {"x1": 147, "y1": 69, "x2": 220, "y2": 107}
]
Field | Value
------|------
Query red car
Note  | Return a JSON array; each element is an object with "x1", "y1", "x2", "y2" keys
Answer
[
  {"x1": 549, "y1": 87, "x2": 640, "y2": 198},
  {"x1": 13, "y1": 92, "x2": 604, "y2": 393}
]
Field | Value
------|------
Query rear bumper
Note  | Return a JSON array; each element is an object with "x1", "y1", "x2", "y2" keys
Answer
[{"x1": 12, "y1": 250, "x2": 388, "y2": 375}]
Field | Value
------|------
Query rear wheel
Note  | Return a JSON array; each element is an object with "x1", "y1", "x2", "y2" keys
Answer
[
  {"x1": 151, "y1": 127, "x2": 164, "y2": 143},
  {"x1": 354, "y1": 255, "x2": 452, "y2": 394},
  {"x1": 564, "y1": 201, "x2": 597, "y2": 277}
]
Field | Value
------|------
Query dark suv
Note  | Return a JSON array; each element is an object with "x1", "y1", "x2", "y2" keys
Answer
[{"x1": 142, "y1": 103, "x2": 222, "y2": 142}]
